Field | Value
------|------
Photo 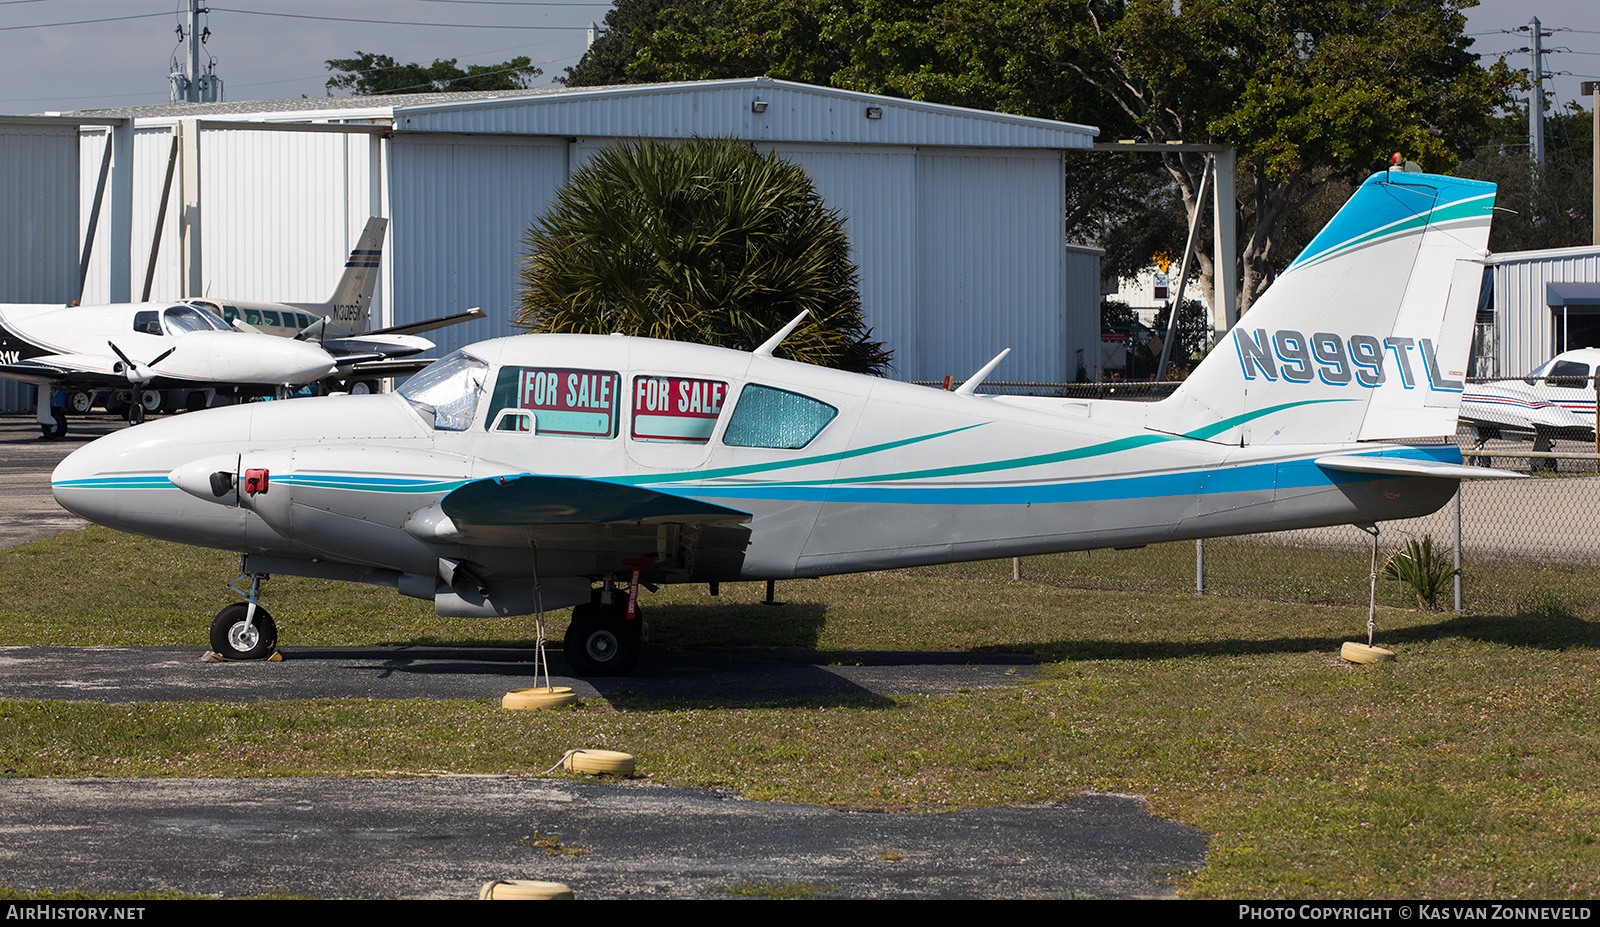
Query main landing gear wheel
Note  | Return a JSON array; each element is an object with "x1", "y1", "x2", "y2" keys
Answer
[
  {"x1": 40, "y1": 417, "x2": 67, "y2": 440},
  {"x1": 563, "y1": 601, "x2": 643, "y2": 677},
  {"x1": 209, "y1": 602, "x2": 278, "y2": 660}
]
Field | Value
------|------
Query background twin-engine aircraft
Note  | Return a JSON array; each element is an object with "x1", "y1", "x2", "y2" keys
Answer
[
  {"x1": 53, "y1": 170, "x2": 1515, "y2": 676},
  {"x1": 0, "y1": 217, "x2": 479, "y2": 436},
  {"x1": 1459, "y1": 348, "x2": 1600, "y2": 463}
]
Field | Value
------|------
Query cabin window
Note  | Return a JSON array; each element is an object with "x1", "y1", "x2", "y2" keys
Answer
[
  {"x1": 722, "y1": 384, "x2": 837, "y2": 449},
  {"x1": 485, "y1": 366, "x2": 619, "y2": 439},
  {"x1": 1547, "y1": 360, "x2": 1591, "y2": 382},
  {"x1": 133, "y1": 310, "x2": 161, "y2": 335},
  {"x1": 630, "y1": 376, "x2": 727, "y2": 443},
  {"x1": 399, "y1": 350, "x2": 488, "y2": 431}
]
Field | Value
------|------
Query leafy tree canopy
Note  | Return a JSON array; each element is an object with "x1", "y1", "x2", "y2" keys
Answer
[
  {"x1": 516, "y1": 137, "x2": 892, "y2": 375},
  {"x1": 326, "y1": 51, "x2": 541, "y2": 95},
  {"x1": 564, "y1": 0, "x2": 1515, "y2": 314},
  {"x1": 1456, "y1": 104, "x2": 1595, "y2": 253}
]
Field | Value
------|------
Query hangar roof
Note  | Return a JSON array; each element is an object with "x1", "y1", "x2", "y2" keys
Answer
[{"x1": 65, "y1": 77, "x2": 1098, "y2": 151}]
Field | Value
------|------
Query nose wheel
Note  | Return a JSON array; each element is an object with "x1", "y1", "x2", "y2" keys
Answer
[
  {"x1": 210, "y1": 603, "x2": 278, "y2": 660},
  {"x1": 211, "y1": 570, "x2": 278, "y2": 660}
]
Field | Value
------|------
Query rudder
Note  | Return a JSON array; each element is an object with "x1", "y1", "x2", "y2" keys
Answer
[{"x1": 1146, "y1": 171, "x2": 1496, "y2": 446}]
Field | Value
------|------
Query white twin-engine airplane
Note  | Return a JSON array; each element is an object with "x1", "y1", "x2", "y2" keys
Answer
[
  {"x1": 53, "y1": 170, "x2": 1515, "y2": 676},
  {"x1": 2, "y1": 218, "x2": 483, "y2": 439}
]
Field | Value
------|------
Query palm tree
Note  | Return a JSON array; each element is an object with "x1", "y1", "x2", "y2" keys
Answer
[{"x1": 516, "y1": 137, "x2": 891, "y2": 375}]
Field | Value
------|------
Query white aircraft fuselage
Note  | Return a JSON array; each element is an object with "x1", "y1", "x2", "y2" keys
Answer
[
  {"x1": 50, "y1": 169, "x2": 1514, "y2": 675},
  {"x1": 0, "y1": 301, "x2": 337, "y2": 387}
]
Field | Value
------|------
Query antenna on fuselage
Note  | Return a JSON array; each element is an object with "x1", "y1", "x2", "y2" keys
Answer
[
  {"x1": 955, "y1": 348, "x2": 1011, "y2": 396},
  {"x1": 752, "y1": 311, "x2": 809, "y2": 357}
]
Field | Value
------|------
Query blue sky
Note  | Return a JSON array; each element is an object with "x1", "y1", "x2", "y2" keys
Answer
[{"x1": 0, "y1": 1, "x2": 1594, "y2": 115}]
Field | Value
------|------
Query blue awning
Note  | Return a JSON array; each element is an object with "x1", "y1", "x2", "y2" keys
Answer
[{"x1": 1547, "y1": 282, "x2": 1600, "y2": 307}]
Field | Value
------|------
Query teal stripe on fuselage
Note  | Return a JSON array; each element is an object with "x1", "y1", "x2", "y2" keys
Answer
[{"x1": 651, "y1": 445, "x2": 1463, "y2": 507}]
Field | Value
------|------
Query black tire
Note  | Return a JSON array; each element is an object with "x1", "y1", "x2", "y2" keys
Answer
[
  {"x1": 563, "y1": 602, "x2": 642, "y2": 677},
  {"x1": 209, "y1": 603, "x2": 278, "y2": 660},
  {"x1": 40, "y1": 418, "x2": 67, "y2": 440}
]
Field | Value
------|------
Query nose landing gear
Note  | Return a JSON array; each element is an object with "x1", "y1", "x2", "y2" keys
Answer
[{"x1": 210, "y1": 569, "x2": 278, "y2": 660}]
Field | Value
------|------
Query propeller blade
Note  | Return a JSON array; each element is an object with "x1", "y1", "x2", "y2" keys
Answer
[
  {"x1": 106, "y1": 340, "x2": 135, "y2": 369},
  {"x1": 148, "y1": 346, "x2": 177, "y2": 367}
]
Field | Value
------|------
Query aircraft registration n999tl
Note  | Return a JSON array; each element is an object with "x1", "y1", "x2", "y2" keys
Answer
[{"x1": 52, "y1": 169, "x2": 1519, "y2": 676}]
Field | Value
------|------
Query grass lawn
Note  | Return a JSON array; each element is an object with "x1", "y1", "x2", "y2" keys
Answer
[{"x1": 3, "y1": 527, "x2": 1599, "y2": 898}]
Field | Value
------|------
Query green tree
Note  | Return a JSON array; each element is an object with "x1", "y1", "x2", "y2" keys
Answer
[
  {"x1": 516, "y1": 137, "x2": 891, "y2": 375},
  {"x1": 568, "y1": 0, "x2": 1515, "y2": 314},
  {"x1": 326, "y1": 52, "x2": 541, "y2": 95},
  {"x1": 1457, "y1": 104, "x2": 1594, "y2": 253}
]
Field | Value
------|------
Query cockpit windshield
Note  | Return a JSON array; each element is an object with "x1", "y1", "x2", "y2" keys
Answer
[
  {"x1": 399, "y1": 351, "x2": 489, "y2": 430},
  {"x1": 162, "y1": 304, "x2": 231, "y2": 334}
]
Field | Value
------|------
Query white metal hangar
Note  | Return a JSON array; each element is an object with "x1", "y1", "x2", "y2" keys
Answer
[{"x1": 2, "y1": 77, "x2": 1101, "y2": 413}]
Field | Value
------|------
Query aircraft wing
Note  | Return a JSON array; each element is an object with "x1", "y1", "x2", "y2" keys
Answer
[
  {"x1": 336, "y1": 357, "x2": 438, "y2": 380},
  {"x1": 0, "y1": 353, "x2": 119, "y2": 387},
  {"x1": 415, "y1": 474, "x2": 752, "y2": 578},
  {"x1": 365, "y1": 308, "x2": 486, "y2": 338},
  {"x1": 1315, "y1": 455, "x2": 1524, "y2": 480},
  {"x1": 443, "y1": 474, "x2": 751, "y2": 527}
]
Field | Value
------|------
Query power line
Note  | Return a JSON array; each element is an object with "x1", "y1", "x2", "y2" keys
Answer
[
  {"x1": 0, "y1": 11, "x2": 170, "y2": 31},
  {"x1": 208, "y1": 5, "x2": 600, "y2": 27}
]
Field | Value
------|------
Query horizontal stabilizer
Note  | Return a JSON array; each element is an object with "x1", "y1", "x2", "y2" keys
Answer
[
  {"x1": 443, "y1": 474, "x2": 751, "y2": 526},
  {"x1": 1314, "y1": 455, "x2": 1523, "y2": 480}
]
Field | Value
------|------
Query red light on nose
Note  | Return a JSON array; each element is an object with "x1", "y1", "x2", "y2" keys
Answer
[{"x1": 244, "y1": 468, "x2": 270, "y2": 494}]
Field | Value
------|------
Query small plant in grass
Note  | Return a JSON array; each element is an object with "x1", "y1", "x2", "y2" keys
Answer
[{"x1": 1381, "y1": 534, "x2": 1455, "y2": 610}]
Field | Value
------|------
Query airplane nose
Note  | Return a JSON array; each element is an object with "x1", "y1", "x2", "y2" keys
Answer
[
  {"x1": 260, "y1": 336, "x2": 338, "y2": 384},
  {"x1": 51, "y1": 403, "x2": 257, "y2": 546}
]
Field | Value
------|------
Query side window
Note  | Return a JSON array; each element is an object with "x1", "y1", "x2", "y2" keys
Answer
[
  {"x1": 722, "y1": 384, "x2": 837, "y2": 449},
  {"x1": 133, "y1": 310, "x2": 161, "y2": 335},
  {"x1": 1548, "y1": 360, "x2": 1589, "y2": 381},
  {"x1": 631, "y1": 376, "x2": 728, "y2": 444},
  {"x1": 486, "y1": 367, "x2": 619, "y2": 439}
]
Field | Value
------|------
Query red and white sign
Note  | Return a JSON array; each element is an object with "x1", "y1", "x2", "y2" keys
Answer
[
  {"x1": 631, "y1": 376, "x2": 727, "y2": 443},
  {"x1": 511, "y1": 367, "x2": 618, "y2": 438}
]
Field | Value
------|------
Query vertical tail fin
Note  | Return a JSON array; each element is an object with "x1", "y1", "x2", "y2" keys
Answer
[
  {"x1": 1146, "y1": 171, "x2": 1496, "y2": 446},
  {"x1": 306, "y1": 217, "x2": 387, "y2": 332}
]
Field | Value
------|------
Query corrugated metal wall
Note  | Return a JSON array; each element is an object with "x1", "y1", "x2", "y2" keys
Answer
[
  {"x1": 80, "y1": 124, "x2": 381, "y2": 315},
  {"x1": 196, "y1": 126, "x2": 379, "y2": 307},
  {"x1": 915, "y1": 149, "x2": 1068, "y2": 382},
  {"x1": 389, "y1": 134, "x2": 568, "y2": 358},
  {"x1": 0, "y1": 123, "x2": 79, "y2": 412},
  {"x1": 1492, "y1": 246, "x2": 1600, "y2": 374},
  {"x1": 768, "y1": 144, "x2": 920, "y2": 376},
  {"x1": 399, "y1": 79, "x2": 1095, "y2": 152}
]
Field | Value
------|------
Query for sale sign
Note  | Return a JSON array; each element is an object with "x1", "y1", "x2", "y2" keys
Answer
[
  {"x1": 632, "y1": 376, "x2": 727, "y2": 443},
  {"x1": 493, "y1": 367, "x2": 619, "y2": 438}
]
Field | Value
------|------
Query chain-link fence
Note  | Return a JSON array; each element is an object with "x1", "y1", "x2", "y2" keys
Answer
[{"x1": 903, "y1": 377, "x2": 1600, "y2": 616}]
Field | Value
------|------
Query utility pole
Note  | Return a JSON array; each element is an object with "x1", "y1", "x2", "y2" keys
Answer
[
  {"x1": 1586, "y1": 80, "x2": 1599, "y2": 246},
  {"x1": 1519, "y1": 16, "x2": 1550, "y2": 164},
  {"x1": 169, "y1": 1, "x2": 221, "y2": 104},
  {"x1": 187, "y1": 0, "x2": 203, "y2": 104}
]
